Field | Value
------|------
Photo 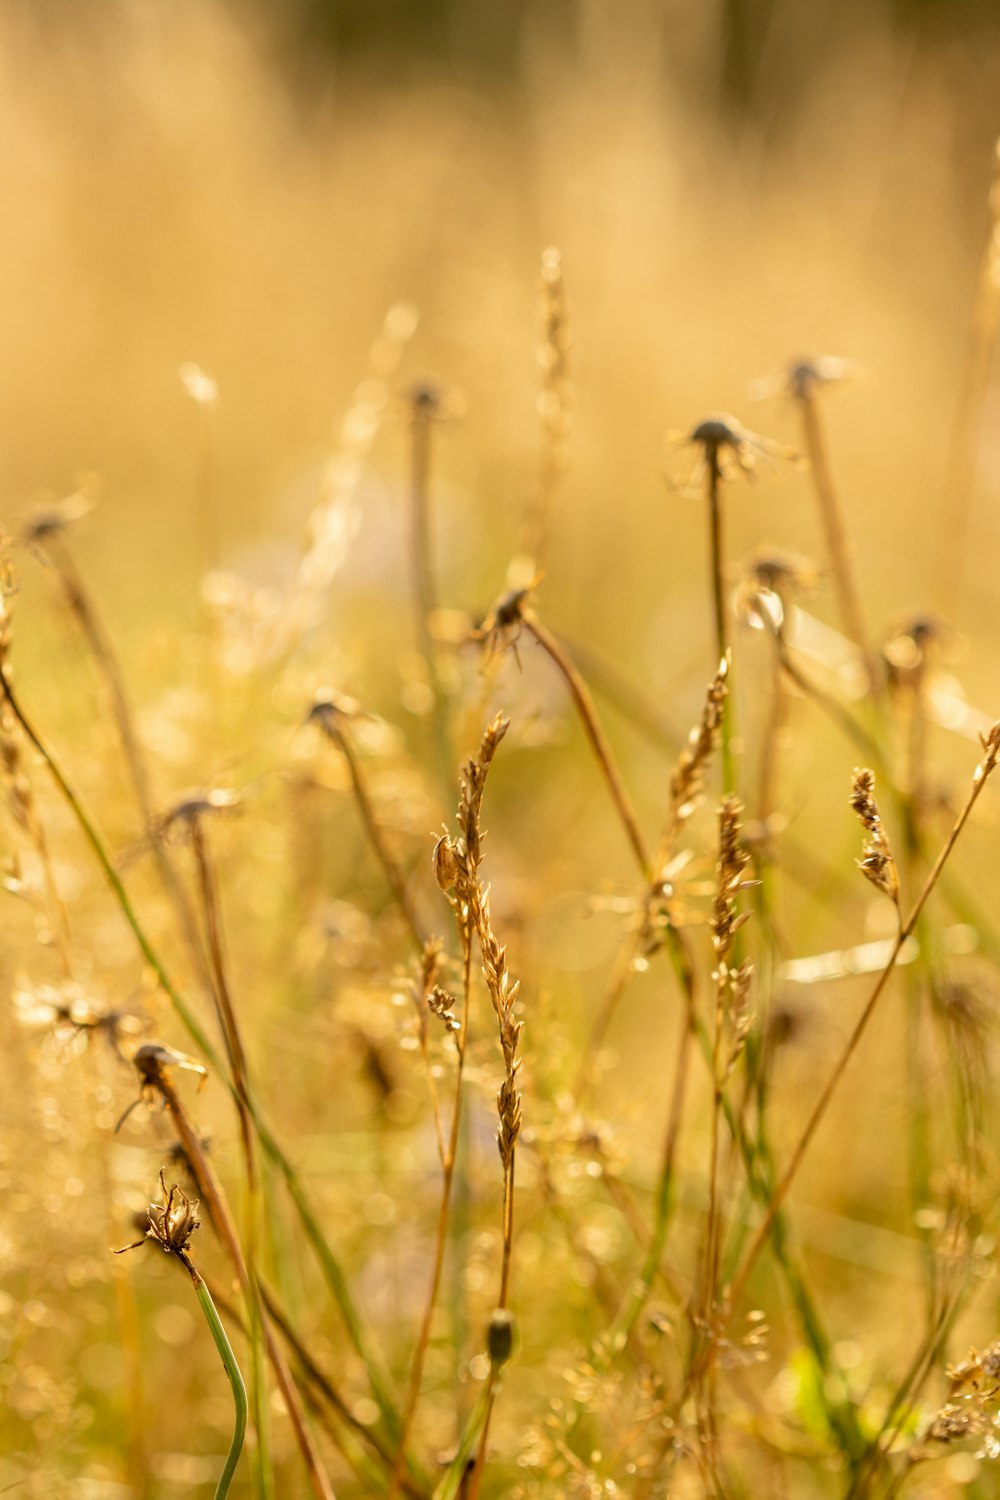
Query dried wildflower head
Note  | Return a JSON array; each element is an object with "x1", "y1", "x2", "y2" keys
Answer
[
  {"x1": 306, "y1": 690, "x2": 363, "y2": 742},
  {"x1": 850, "y1": 768, "x2": 900, "y2": 908},
  {"x1": 666, "y1": 413, "x2": 798, "y2": 495},
  {"x1": 402, "y1": 377, "x2": 465, "y2": 427},
  {"x1": 750, "y1": 354, "x2": 860, "y2": 405},
  {"x1": 21, "y1": 482, "x2": 97, "y2": 544},
  {"x1": 475, "y1": 579, "x2": 541, "y2": 669},
  {"x1": 158, "y1": 787, "x2": 241, "y2": 843},
  {"x1": 883, "y1": 613, "x2": 953, "y2": 695},
  {"x1": 116, "y1": 1169, "x2": 201, "y2": 1264},
  {"x1": 13, "y1": 981, "x2": 145, "y2": 1061},
  {"x1": 116, "y1": 1043, "x2": 209, "y2": 1132}
]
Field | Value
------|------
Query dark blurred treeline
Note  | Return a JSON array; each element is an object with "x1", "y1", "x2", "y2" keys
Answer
[
  {"x1": 5, "y1": 0, "x2": 1000, "y2": 122},
  {"x1": 260, "y1": 0, "x2": 1000, "y2": 110}
]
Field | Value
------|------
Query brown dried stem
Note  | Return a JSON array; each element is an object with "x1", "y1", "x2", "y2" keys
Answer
[
  {"x1": 124, "y1": 1046, "x2": 337, "y2": 1500},
  {"x1": 309, "y1": 696, "x2": 428, "y2": 949}
]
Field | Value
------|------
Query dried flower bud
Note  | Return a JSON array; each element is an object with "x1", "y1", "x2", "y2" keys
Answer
[{"x1": 487, "y1": 1308, "x2": 516, "y2": 1368}]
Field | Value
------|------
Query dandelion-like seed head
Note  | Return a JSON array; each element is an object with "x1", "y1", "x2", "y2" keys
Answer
[
  {"x1": 666, "y1": 413, "x2": 797, "y2": 495},
  {"x1": 749, "y1": 354, "x2": 859, "y2": 405}
]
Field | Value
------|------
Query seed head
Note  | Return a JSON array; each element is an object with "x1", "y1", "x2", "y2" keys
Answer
[
  {"x1": 850, "y1": 768, "x2": 900, "y2": 908},
  {"x1": 116, "y1": 1170, "x2": 201, "y2": 1263}
]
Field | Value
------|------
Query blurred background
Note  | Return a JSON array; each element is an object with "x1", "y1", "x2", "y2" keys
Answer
[{"x1": 2, "y1": 0, "x2": 1000, "y2": 654}]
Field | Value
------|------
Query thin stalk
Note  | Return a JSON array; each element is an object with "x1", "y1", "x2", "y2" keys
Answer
[
  {"x1": 314, "y1": 708, "x2": 427, "y2": 947},
  {"x1": 726, "y1": 724, "x2": 1000, "y2": 1322},
  {"x1": 0, "y1": 669, "x2": 406, "y2": 1454},
  {"x1": 259, "y1": 1286, "x2": 428, "y2": 1499},
  {"x1": 188, "y1": 1259, "x2": 249, "y2": 1500},
  {"x1": 796, "y1": 390, "x2": 873, "y2": 687},
  {"x1": 432, "y1": 1377, "x2": 493, "y2": 1500},
  {"x1": 189, "y1": 817, "x2": 274, "y2": 1500},
  {"x1": 705, "y1": 456, "x2": 735, "y2": 797},
  {"x1": 40, "y1": 534, "x2": 210, "y2": 984},
  {"x1": 606, "y1": 995, "x2": 695, "y2": 1350},
  {"x1": 408, "y1": 389, "x2": 453, "y2": 797},
  {"x1": 556, "y1": 630, "x2": 682, "y2": 754},
  {"x1": 134, "y1": 1050, "x2": 337, "y2": 1500},
  {"x1": 522, "y1": 609, "x2": 650, "y2": 875},
  {"x1": 388, "y1": 943, "x2": 473, "y2": 1496}
]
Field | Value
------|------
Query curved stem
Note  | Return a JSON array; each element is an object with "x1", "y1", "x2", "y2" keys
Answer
[{"x1": 187, "y1": 1260, "x2": 248, "y2": 1500}]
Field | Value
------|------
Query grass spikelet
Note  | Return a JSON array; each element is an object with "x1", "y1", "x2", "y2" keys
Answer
[{"x1": 850, "y1": 766, "x2": 901, "y2": 911}]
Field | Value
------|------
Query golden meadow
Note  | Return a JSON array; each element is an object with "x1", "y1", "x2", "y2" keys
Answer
[{"x1": 3, "y1": 2, "x2": 1000, "y2": 1495}]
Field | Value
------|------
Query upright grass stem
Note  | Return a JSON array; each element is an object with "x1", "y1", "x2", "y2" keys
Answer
[
  {"x1": 521, "y1": 609, "x2": 650, "y2": 876},
  {"x1": 0, "y1": 668, "x2": 407, "y2": 1486},
  {"x1": 187, "y1": 814, "x2": 274, "y2": 1500},
  {"x1": 407, "y1": 385, "x2": 453, "y2": 798},
  {"x1": 793, "y1": 377, "x2": 874, "y2": 689},
  {"x1": 388, "y1": 942, "x2": 473, "y2": 1498},
  {"x1": 725, "y1": 721, "x2": 1000, "y2": 1326},
  {"x1": 192, "y1": 1266, "x2": 249, "y2": 1500},
  {"x1": 117, "y1": 1174, "x2": 247, "y2": 1500},
  {"x1": 310, "y1": 698, "x2": 428, "y2": 948}
]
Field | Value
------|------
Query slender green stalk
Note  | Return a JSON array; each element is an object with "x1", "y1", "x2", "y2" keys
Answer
[
  {"x1": 191, "y1": 1265, "x2": 249, "y2": 1500},
  {"x1": 0, "y1": 670, "x2": 405, "y2": 1464},
  {"x1": 189, "y1": 816, "x2": 274, "y2": 1500}
]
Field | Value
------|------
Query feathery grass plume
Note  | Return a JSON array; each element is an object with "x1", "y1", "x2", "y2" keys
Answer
[
  {"x1": 117, "y1": 1170, "x2": 247, "y2": 1500},
  {"x1": 389, "y1": 716, "x2": 516, "y2": 1498},
  {"x1": 439, "y1": 714, "x2": 522, "y2": 1193},
  {"x1": 850, "y1": 767, "x2": 901, "y2": 911},
  {"x1": 509, "y1": 245, "x2": 572, "y2": 587},
  {"x1": 435, "y1": 715, "x2": 522, "y2": 1499},
  {"x1": 702, "y1": 796, "x2": 755, "y2": 1341},
  {"x1": 666, "y1": 656, "x2": 728, "y2": 844},
  {"x1": 709, "y1": 798, "x2": 756, "y2": 1071}
]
